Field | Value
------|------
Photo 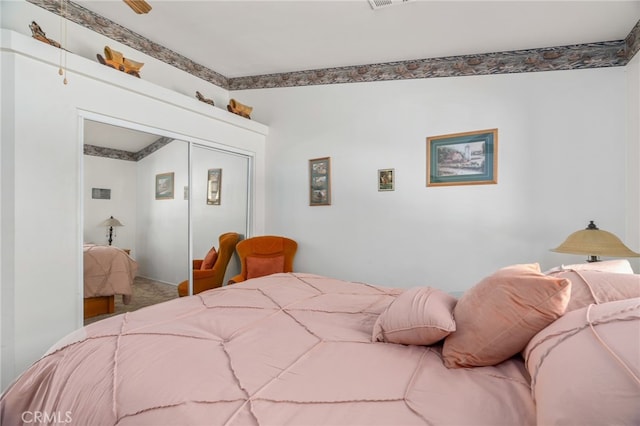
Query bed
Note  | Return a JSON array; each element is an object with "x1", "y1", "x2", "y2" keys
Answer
[
  {"x1": 2, "y1": 262, "x2": 639, "y2": 425},
  {"x1": 83, "y1": 244, "x2": 138, "y2": 319}
]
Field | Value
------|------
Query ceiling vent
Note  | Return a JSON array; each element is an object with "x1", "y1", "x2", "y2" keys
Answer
[{"x1": 368, "y1": 0, "x2": 413, "y2": 10}]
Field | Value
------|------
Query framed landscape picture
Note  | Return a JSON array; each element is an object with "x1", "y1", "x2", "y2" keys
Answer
[
  {"x1": 426, "y1": 129, "x2": 498, "y2": 187},
  {"x1": 155, "y1": 172, "x2": 174, "y2": 200},
  {"x1": 309, "y1": 157, "x2": 331, "y2": 206}
]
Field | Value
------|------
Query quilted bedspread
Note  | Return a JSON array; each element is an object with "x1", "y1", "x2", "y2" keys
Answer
[
  {"x1": 83, "y1": 244, "x2": 137, "y2": 304},
  {"x1": 1, "y1": 273, "x2": 535, "y2": 425}
]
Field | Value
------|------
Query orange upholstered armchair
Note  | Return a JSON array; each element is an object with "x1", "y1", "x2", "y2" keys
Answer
[
  {"x1": 178, "y1": 232, "x2": 240, "y2": 297},
  {"x1": 228, "y1": 235, "x2": 297, "y2": 284}
]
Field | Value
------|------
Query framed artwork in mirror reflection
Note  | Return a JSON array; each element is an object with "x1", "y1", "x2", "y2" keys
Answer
[
  {"x1": 155, "y1": 172, "x2": 174, "y2": 200},
  {"x1": 207, "y1": 168, "x2": 222, "y2": 205},
  {"x1": 92, "y1": 188, "x2": 111, "y2": 199}
]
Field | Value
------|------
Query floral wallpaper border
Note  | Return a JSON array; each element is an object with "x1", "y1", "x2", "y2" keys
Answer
[
  {"x1": 84, "y1": 144, "x2": 136, "y2": 162},
  {"x1": 29, "y1": 0, "x2": 640, "y2": 91},
  {"x1": 84, "y1": 136, "x2": 173, "y2": 162},
  {"x1": 229, "y1": 41, "x2": 629, "y2": 90}
]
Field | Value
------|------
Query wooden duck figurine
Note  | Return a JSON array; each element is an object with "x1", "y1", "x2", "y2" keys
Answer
[
  {"x1": 96, "y1": 46, "x2": 144, "y2": 78},
  {"x1": 227, "y1": 99, "x2": 253, "y2": 119}
]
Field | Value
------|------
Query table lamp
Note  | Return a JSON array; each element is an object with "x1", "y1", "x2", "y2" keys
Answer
[
  {"x1": 101, "y1": 215, "x2": 123, "y2": 246},
  {"x1": 551, "y1": 220, "x2": 640, "y2": 262}
]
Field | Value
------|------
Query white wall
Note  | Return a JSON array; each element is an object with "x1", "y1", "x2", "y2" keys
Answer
[
  {"x1": 0, "y1": 30, "x2": 267, "y2": 390},
  {"x1": 234, "y1": 66, "x2": 635, "y2": 291},
  {"x1": 135, "y1": 140, "x2": 189, "y2": 284},
  {"x1": 83, "y1": 155, "x2": 137, "y2": 250}
]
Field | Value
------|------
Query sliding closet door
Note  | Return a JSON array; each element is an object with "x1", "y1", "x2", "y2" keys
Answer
[
  {"x1": 135, "y1": 139, "x2": 190, "y2": 285},
  {"x1": 83, "y1": 119, "x2": 190, "y2": 287},
  {"x1": 191, "y1": 145, "x2": 250, "y2": 286}
]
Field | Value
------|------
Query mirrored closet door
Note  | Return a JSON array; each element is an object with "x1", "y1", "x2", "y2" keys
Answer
[
  {"x1": 82, "y1": 118, "x2": 251, "y2": 324},
  {"x1": 191, "y1": 144, "x2": 250, "y2": 285}
]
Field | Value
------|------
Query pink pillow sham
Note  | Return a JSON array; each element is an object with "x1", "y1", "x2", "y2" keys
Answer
[
  {"x1": 524, "y1": 297, "x2": 640, "y2": 425},
  {"x1": 442, "y1": 263, "x2": 571, "y2": 368},
  {"x1": 547, "y1": 270, "x2": 640, "y2": 312},
  {"x1": 372, "y1": 286, "x2": 457, "y2": 346}
]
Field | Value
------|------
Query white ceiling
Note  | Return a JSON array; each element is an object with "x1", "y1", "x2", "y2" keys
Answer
[
  {"x1": 74, "y1": 0, "x2": 640, "y2": 79},
  {"x1": 84, "y1": 119, "x2": 162, "y2": 151}
]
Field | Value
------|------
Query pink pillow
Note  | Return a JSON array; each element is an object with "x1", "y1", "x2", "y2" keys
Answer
[
  {"x1": 201, "y1": 246, "x2": 218, "y2": 270},
  {"x1": 246, "y1": 255, "x2": 285, "y2": 279},
  {"x1": 545, "y1": 259, "x2": 634, "y2": 275},
  {"x1": 524, "y1": 298, "x2": 640, "y2": 425},
  {"x1": 547, "y1": 270, "x2": 640, "y2": 312},
  {"x1": 442, "y1": 263, "x2": 571, "y2": 368},
  {"x1": 372, "y1": 287, "x2": 457, "y2": 346}
]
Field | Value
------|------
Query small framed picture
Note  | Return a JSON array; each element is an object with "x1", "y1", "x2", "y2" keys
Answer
[
  {"x1": 309, "y1": 157, "x2": 331, "y2": 206},
  {"x1": 378, "y1": 169, "x2": 394, "y2": 191},
  {"x1": 155, "y1": 172, "x2": 174, "y2": 200},
  {"x1": 207, "y1": 168, "x2": 222, "y2": 205},
  {"x1": 92, "y1": 188, "x2": 111, "y2": 199},
  {"x1": 426, "y1": 128, "x2": 498, "y2": 187}
]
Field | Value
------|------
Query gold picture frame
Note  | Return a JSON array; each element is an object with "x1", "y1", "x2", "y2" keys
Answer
[{"x1": 426, "y1": 129, "x2": 498, "y2": 187}]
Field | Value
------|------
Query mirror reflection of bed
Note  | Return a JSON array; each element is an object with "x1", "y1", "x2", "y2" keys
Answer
[{"x1": 82, "y1": 119, "x2": 250, "y2": 325}]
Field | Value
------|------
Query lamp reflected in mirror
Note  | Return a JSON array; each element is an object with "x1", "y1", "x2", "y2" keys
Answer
[
  {"x1": 551, "y1": 220, "x2": 640, "y2": 262},
  {"x1": 102, "y1": 215, "x2": 123, "y2": 246}
]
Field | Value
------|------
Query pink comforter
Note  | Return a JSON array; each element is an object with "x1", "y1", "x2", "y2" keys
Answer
[
  {"x1": 1, "y1": 273, "x2": 535, "y2": 425},
  {"x1": 83, "y1": 244, "x2": 137, "y2": 304}
]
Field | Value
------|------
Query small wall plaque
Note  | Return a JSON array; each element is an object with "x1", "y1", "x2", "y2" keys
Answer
[
  {"x1": 92, "y1": 188, "x2": 111, "y2": 200},
  {"x1": 207, "y1": 168, "x2": 222, "y2": 205}
]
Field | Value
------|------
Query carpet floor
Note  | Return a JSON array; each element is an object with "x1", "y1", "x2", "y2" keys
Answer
[{"x1": 84, "y1": 276, "x2": 179, "y2": 325}]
